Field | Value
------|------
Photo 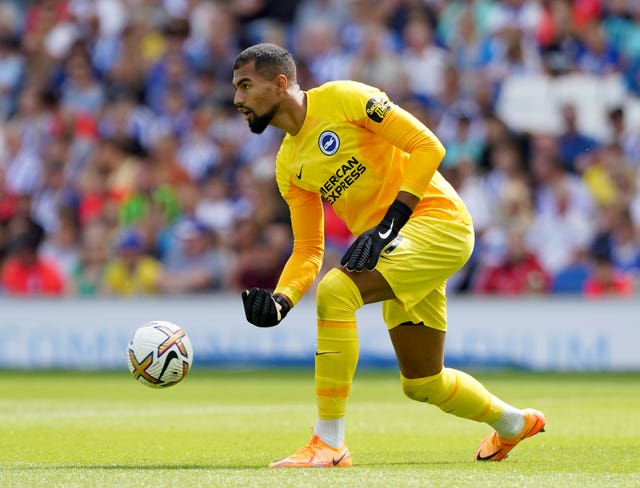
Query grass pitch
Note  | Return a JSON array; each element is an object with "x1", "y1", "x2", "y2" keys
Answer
[{"x1": 0, "y1": 369, "x2": 638, "y2": 488}]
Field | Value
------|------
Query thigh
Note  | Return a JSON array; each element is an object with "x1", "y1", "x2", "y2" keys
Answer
[
  {"x1": 338, "y1": 267, "x2": 395, "y2": 304},
  {"x1": 388, "y1": 324, "x2": 446, "y2": 378},
  {"x1": 382, "y1": 281, "x2": 448, "y2": 331},
  {"x1": 375, "y1": 216, "x2": 474, "y2": 311}
]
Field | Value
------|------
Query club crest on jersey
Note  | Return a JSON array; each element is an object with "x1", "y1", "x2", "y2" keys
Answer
[
  {"x1": 366, "y1": 97, "x2": 391, "y2": 123},
  {"x1": 318, "y1": 130, "x2": 340, "y2": 156}
]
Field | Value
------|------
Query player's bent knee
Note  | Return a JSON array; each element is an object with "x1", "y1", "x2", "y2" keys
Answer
[
  {"x1": 400, "y1": 371, "x2": 447, "y2": 404},
  {"x1": 316, "y1": 268, "x2": 364, "y2": 322}
]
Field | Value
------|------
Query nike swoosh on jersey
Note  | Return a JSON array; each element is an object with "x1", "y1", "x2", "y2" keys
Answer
[
  {"x1": 296, "y1": 165, "x2": 303, "y2": 179},
  {"x1": 378, "y1": 219, "x2": 394, "y2": 239}
]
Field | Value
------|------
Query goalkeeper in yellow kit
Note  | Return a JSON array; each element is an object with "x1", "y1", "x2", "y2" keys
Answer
[{"x1": 233, "y1": 43, "x2": 545, "y2": 467}]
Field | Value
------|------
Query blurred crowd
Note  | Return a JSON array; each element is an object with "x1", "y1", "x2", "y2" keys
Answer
[{"x1": 0, "y1": 0, "x2": 639, "y2": 298}]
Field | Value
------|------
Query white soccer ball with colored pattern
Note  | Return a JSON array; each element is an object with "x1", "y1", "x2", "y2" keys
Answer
[{"x1": 127, "y1": 321, "x2": 194, "y2": 388}]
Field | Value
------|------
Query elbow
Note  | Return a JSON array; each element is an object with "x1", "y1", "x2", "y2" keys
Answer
[{"x1": 435, "y1": 140, "x2": 446, "y2": 164}]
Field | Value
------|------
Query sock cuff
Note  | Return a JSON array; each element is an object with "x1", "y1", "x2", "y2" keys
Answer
[{"x1": 400, "y1": 370, "x2": 444, "y2": 388}]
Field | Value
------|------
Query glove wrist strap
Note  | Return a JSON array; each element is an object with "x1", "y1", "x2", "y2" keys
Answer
[
  {"x1": 273, "y1": 294, "x2": 291, "y2": 316},
  {"x1": 380, "y1": 199, "x2": 412, "y2": 232}
]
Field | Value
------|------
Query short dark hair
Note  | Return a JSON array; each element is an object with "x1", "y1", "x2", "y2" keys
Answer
[{"x1": 233, "y1": 43, "x2": 296, "y2": 82}]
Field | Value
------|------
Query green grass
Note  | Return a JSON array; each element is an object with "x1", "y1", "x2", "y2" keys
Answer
[{"x1": 0, "y1": 369, "x2": 638, "y2": 487}]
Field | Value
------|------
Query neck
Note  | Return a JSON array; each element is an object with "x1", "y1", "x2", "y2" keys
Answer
[{"x1": 273, "y1": 88, "x2": 307, "y2": 136}]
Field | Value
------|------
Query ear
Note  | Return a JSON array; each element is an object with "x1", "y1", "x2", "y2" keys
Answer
[{"x1": 274, "y1": 73, "x2": 289, "y2": 93}]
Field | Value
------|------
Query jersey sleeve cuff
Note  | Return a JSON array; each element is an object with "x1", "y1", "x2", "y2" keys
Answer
[
  {"x1": 273, "y1": 285, "x2": 301, "y2": 307},
  {"x1": 398, "y1": 183, "x2": 425, "y2": 199}
]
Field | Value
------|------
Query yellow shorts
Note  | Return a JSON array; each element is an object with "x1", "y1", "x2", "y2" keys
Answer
[{"x1": 375, "y1": 216, "x2": 474, "y2": 332}]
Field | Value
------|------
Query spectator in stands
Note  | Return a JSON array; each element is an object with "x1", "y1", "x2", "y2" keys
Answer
[
  {"x1": 527, "y1": 151, "x2": 596, "y2": 275},
  {"x1": 348, "y1": 22, "x2": 408, "y2": 101},
  {"x1": 447, "y1": 158, "x2": 492, "y2": 293},
  {"x1": 31, "y1": 159, "x2": 78, "y2": 235},
  {"x1": 474, "y1": 224, "x2": 551, "y2": 295},
  {"x1": 440, "y1": 114, "x2": 484, "y2": 172},
  {"x1": 606, "y1": 106, "x2": 640, "y2": 166},
  {"x1": 99, "y1": 135, "x2": 145, "y2": 204},
  {"x1": 0, "y1": 1, "x2": 21, "y2": 40},
  {"x1": 582, "y1": 235, "x2": 636, "y2": 297},
  {"x1": 177, "y1": 103, "x2": 220, "y2": 183},
  {"x1": 0, "y1": 165, "x2": 18, "y2": 223},
  {"x1": 151, "y1": 85, "x2": 193, "y2": 142},
  {"x1": 551, "y1": 246, "x2": 591, "y2": 294},
  {"x1": 0, "y1": 35, "x2": 24, "y2": 121},
  {"x1": 536, "y1": 0, "x2": 581, "y2": 76},
  {"x1": 194, "y1": 175, "x2": 240, "y2": 244},
  {"x1": 186, "y1": 2, "x2": 240, "y2": 80},
  {"x1": 446, "y1": 5, "x2": 485, "y2": 80},
  {"x1": 60, "y1": 49, "x2": 105, "y2": 117},
  {"x1": 609, "y1": 209, "x2": 640, "y2": 277},
  {"x1": 623, "y1": 52, "x2": 640, "y2": 97},
  {"x1": 293, "y1": 0, "x2": 348, "y2": 36},
  {"x1": 401, "y1": 14, "x2": 449, "y2": 105},
  {"x1": 228, "y1": 217, "x2": 290, "y2": 292},
  {"x1": 102, "y1": 228, "x2": 162, "y2": 296},
  {"x1": 1, "y1": 120, "x2": 43, "y2": 197},
  {"x1": 484, "y1": 22, "x2": 543, "y2": 84},
  {"x1": 39, "y1": 207, "x2": 80, "y2": 281},
  {"x1": 575, "y1": 20, "x2": 621, "y2": 75},
  {"x1": 479, "y1": 173, "x2": 535, "y2": 275},
  {"x1": 98, "y1": 90, "x2": 154, "y2": 150},
  {"x1": 117, "y1": 153, "x2": 181, "y2": 230},
  {"x1": 483, "y1": 139, "x2": 530, "y2": 219},
  {"x1": 477, "y1": 113, "x2": 526, "y2": 174},
  {"x1": 145, "y1": 22, "x2": 192, "y2": 115},
  {"x1": 557, "y1": 103, "x2": 599, "y2": 174},
  {"x1": 147, "y1": 132, "x2": 192, "y2": 189},
  {"x1": 159, "y1": 217, "x2": 230, "y2": 294},
  {"x1": 68, "y1": 220, "x2": 109, "y2": 296},
  {"x1": 581, "y1": 143, "x2": 627, "y2": 209},
  {"x1": 1, "y1": 218, "x2": 65, "y2": 295}
]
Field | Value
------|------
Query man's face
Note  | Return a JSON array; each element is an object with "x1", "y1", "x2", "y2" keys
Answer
[{"x1": 232, "y1": 61, "x2": 281, "y2": 134}]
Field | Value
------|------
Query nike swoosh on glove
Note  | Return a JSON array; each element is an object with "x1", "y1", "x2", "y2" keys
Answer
[
  {"x1": 242, "y1": 288, "x2": 291, "y2": 327},
  {"x1": 340, "y1": 220, "x2": 398, "y2": 271},
  {"x1": 340, "y1": 199, "x2": 413, "y2": 272}
]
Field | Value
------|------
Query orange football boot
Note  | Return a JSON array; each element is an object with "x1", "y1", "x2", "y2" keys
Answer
[
  {"x1": 269, "y1": 434, "x2": 352, "y2": 468},
  {"x1": 475, "y1": 408, "x2": 546, "y2": 461}
]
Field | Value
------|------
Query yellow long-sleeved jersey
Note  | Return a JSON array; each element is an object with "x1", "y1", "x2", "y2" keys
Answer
[{"x1": 273, "y1": 80, "x2": 471, "y2": 304}]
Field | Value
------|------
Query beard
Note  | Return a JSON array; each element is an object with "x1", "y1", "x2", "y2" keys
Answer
[{"x1": 247, "y1": 103, "x2": 279, "y2": 134}]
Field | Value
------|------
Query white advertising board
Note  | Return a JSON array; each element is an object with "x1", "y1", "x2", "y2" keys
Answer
[{"x1": 0, "y1": 296, "x2": 637, "y2": 371}]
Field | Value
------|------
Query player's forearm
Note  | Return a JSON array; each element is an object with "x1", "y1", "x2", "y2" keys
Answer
[
  {"x1": 274, "y1": 243, "x2": 324, "y2": 306},
  {"x1": 399, "y1": 146, "x2": 444, "y2": 199}
]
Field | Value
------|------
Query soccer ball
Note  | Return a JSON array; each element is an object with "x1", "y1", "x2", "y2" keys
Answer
[{"x1": 127, "y1": 320, "x2": 194, "y2": 388}]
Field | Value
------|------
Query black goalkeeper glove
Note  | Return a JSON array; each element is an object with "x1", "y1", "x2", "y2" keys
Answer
[
  {"x1": 241, "y1": 288, "x2": 291, "y2": 327},
  {"x1": 340, "y1": 199, "x2": 413, "y2": 272}
]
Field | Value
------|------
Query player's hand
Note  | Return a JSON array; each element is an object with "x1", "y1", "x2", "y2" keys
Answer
[
  {"x1": 340, "y1": 199, "x2": 413, "y2": 272},
  {"x1": 340, "y1": 223, "x2": 398, "y2": 272},
  {"x1": 241, "y1": 288, "x2": 291, "y2": 327}
]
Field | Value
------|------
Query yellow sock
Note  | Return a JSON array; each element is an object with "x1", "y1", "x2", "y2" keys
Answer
[
  {"x1": 401, "y1": 368, "x2": 504, "y2": 423},
  {"x1": 314, "y1": 269, "x2": 362, "y2": 421},
  {"x1": 315, "y1": 320, "x2": 359, "y2": 420}
]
